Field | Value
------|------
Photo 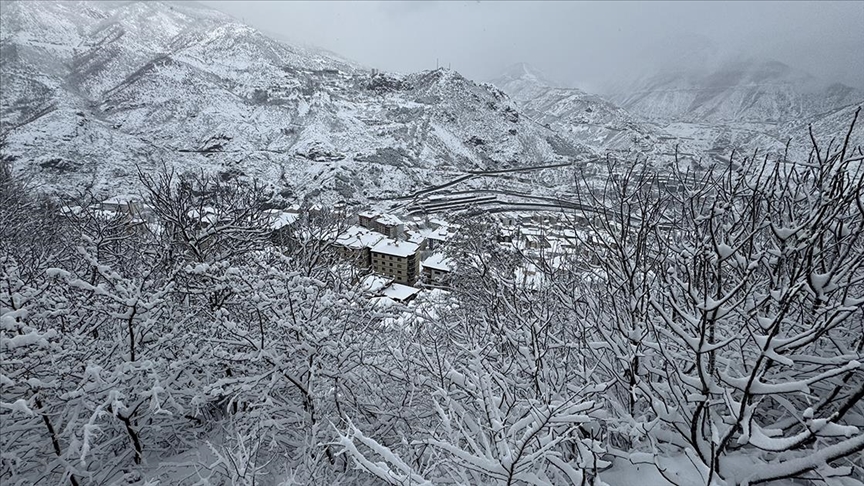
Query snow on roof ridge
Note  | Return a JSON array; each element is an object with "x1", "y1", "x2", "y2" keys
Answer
[
  {"x1": 423, "y1": 253, "x2": 452, "y2": 271},
  {"x1": 381, "y1": 282, "x2": 420, "y2": 301},
  {"x1": 371, "y1": 238, "x2": 419, "y2": 257},
  {"x1": 375, "y1": 213, "x2": 403, "y2": 226}
]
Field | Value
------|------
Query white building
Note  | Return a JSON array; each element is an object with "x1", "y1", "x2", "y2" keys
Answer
[{"x1": 371, "y1": 238, "x2": 420, "y2": 284}]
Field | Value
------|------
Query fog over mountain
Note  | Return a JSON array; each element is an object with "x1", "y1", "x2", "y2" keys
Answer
[
  {"x1": 1, "y1": 0, "x2": 860, "y2": 199},
  {"x1": 203, "y1": 0, "x2": 864, "y2": 93}
]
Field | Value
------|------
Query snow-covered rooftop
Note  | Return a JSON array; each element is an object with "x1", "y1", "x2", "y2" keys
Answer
[
  {"x1": 187, "y1": 207, "x2": 218, "y2": 225},
  {"x1": 423, "y1": 253, "x2": 452, "y2": 272},
  {"x1": 359, "y1": 274, "x2": 391, "y2": 294},
  {"x1": 375, "y1": 214, "x2": 403, "y2": 226},
  {"x1": 335, "y1": 225, "x2": 385, "y2": 249},
  {"x1": 428, "y1": 217, "x2": 449, "y2": 228},
  {"x1": 371, "y1": 238, "x2": 419, "y2": 257},
  {"x1": 381, "y1": 283, "x2": 420, "y2": 302},
  {"x1": 405, "y1": 230, "x2": 427, "y2": 245},
  {"x1": 429, "y1": 227, "x2": 453, "y2": 241},
  {"x1": 263, "y1": 209, "x2": 300, "y2": 230},
  {"x1": 411, "y1": 224, "x2": 454, "y2": 242},
  {"x1": 520, "y1": 227, "x2": 545, "y2": 236}
]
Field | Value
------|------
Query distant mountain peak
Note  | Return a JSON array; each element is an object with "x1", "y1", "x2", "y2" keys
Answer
[
  {"x1": 488, "y1": 63, "x2": 574, "y2": 104},
  {"x1": 609, "y1": 55, "x2": 860, "y2": 124},
  {"x1": 495, "y1": 62, "x2": 559, "y2": 88}
]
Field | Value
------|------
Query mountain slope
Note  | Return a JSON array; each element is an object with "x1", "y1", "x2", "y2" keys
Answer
[
  {"x1": 1, "y1": 1, "x2": 591, "y2": 201},
  {"x1": 611, "y1": 59, "x2": 863, "y2": 124},
  {"x1": 489, "y1": 62, "x2": 562, "y2": 103},
  {"x1": 606, "y1": 59, "x2": 863, "y2": 161},
  {"x1": 490, "y1": 63, "x2": 703, "y2": 162}
]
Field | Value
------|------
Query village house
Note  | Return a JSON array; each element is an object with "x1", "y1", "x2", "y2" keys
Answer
[
  {"x1": 264, "y1": 209, "x2": 300, "y2": 230},
  {"x1": 424, "y1": 225, "x2": 455, "y2": 250},
  {"x1": 497, "y1": 226, "x2": 516, "y2": 243},
  {"x1": 422, "y1": 253, "x2": 452, "y2": 286},
  {"x1": 496, "y1": 213, "x2": 519, "y2": 227},
  {"x1": 358, "y1": 210, "x2": 378, "y2": 229},
  {"x1": 519, "y1": 227, "x2": 551, "y2": 249},
  {"x1": 405, "y1": 230, "x2": 428, "y2": 251},
  {"x1": 407, "y1": 218, "x2": 457, "y2": 251},
  {"x1": 82, "y1": 195, "x2": 157, "y2": 238},
  {"x1": 370, "y1": 238, "x2": 420, "y2": 285},
  {"x1": 263, "y1": 209, "x2": 300, "y2": 245},
  {"x1": 358, "y1": 211, "x2": 405, "y2": 239},
  {"x1": 187, "y1": 206, "x2": 218, "y2": 229},
  {"x1": 99, "y1": 195, "x2": 156, "y2": 224},
  {"x1": 373, "y1": 214, "x2": 404, "y2": 238},
  {"x1": 332, "y1": 201, "x2": 349, "y2": 218},
  {"x1": 381, "y1": 283, "x2": 421, "y2": 303},
  {"x1": 333, "y1": 225, "x2": 385, "y2": 268},
  {"x1": 359, "y1": 274, "x2": 421, "y2": 303}
]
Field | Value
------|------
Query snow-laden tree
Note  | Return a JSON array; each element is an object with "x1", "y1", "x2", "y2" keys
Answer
[
  {"x1": 2, "y1": 186, "x2": 200, "y2": 484},
  {"x1": 338, "y1": 217, "x2": 612, "y2": 485},
  {"x1": 2, "y1": 167, "x2": 396, "y2": 485},
  {"x1": 570, "y1": 113, "x2": 864, "y2": 485},
  {"x1": 1, "y1": 161, "x2": 88, "y2": 485},
  {"x1": 3, "y1": 112, "x2": 862, "y2": 486}
]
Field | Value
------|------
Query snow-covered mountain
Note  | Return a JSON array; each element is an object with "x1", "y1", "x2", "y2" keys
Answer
[
  {"x1": 611, "y1": 59, "x2": 862, "y2": 124},
  {"x1": 489, "y1": 62, "x2": 563, "y2": 103},
  {"x1": 489, "y1": 63, "x2": 703, "y2": 162},
  {"x1": 2, "y1": 1, "x2": 860, "y2": 202},
  {"x1": 1, "y1": 1, "x2": 592, "y2": 200},
  {"x1": 604, "y1": 60, "x2": 863, "y2": 161}
]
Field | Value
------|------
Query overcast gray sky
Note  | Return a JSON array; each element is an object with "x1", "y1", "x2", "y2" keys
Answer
[{"x1": 201, "y1": 1, "x2": 863, "y2": 93}]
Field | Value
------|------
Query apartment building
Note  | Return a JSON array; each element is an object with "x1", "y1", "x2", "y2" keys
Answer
[
  {"x1": 422, "y1": 253, "x2": 452, "y2": 285},
  {"x1": 358, "y1": 211, "x2": 404, "y2": 239},
  {"x1": 370, "y1": 238, "x2": 420, "y2": 285},
  {"x1": 334, "y1": 225, "x2": 385, "y2": 268}
]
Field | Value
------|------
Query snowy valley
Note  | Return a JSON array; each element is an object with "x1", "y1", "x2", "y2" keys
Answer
[{"x1": 1, "y1": 1, "x2": 863, "y2": 485}]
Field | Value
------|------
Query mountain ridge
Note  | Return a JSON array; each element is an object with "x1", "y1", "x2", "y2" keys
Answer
[
  {"x1": 2, "y1": 1, "x2": 599, "y2": 202},
  {"x1": 2, "y1": 2, "x2": 861, "y2": 204},
  {"x1": 488, "y1": 62, "x2": 705, "y2": 161},
  {"x1": 609, "y1": 58, "x2": 863, "y2": 124}
]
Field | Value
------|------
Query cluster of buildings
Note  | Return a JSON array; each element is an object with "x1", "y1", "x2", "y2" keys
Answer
[
  {"x1": 337, "y1": 211, "x2": 454, "y2": 287},
  {"x1": 494, "y1": 211, "x2": 605, "y2": 264},
  {"x1": 95, "y1": 195, "x2": 157, "y2": 225},
  {"x1": 88, "y1": 194, "x2": 612, "y2": 301},
  {"x1": 86, "y1": 195, "x2": 456, "y2": 303},
  {"x1": 263, "y1": 208, "x2": 456, "y2": 302}
]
